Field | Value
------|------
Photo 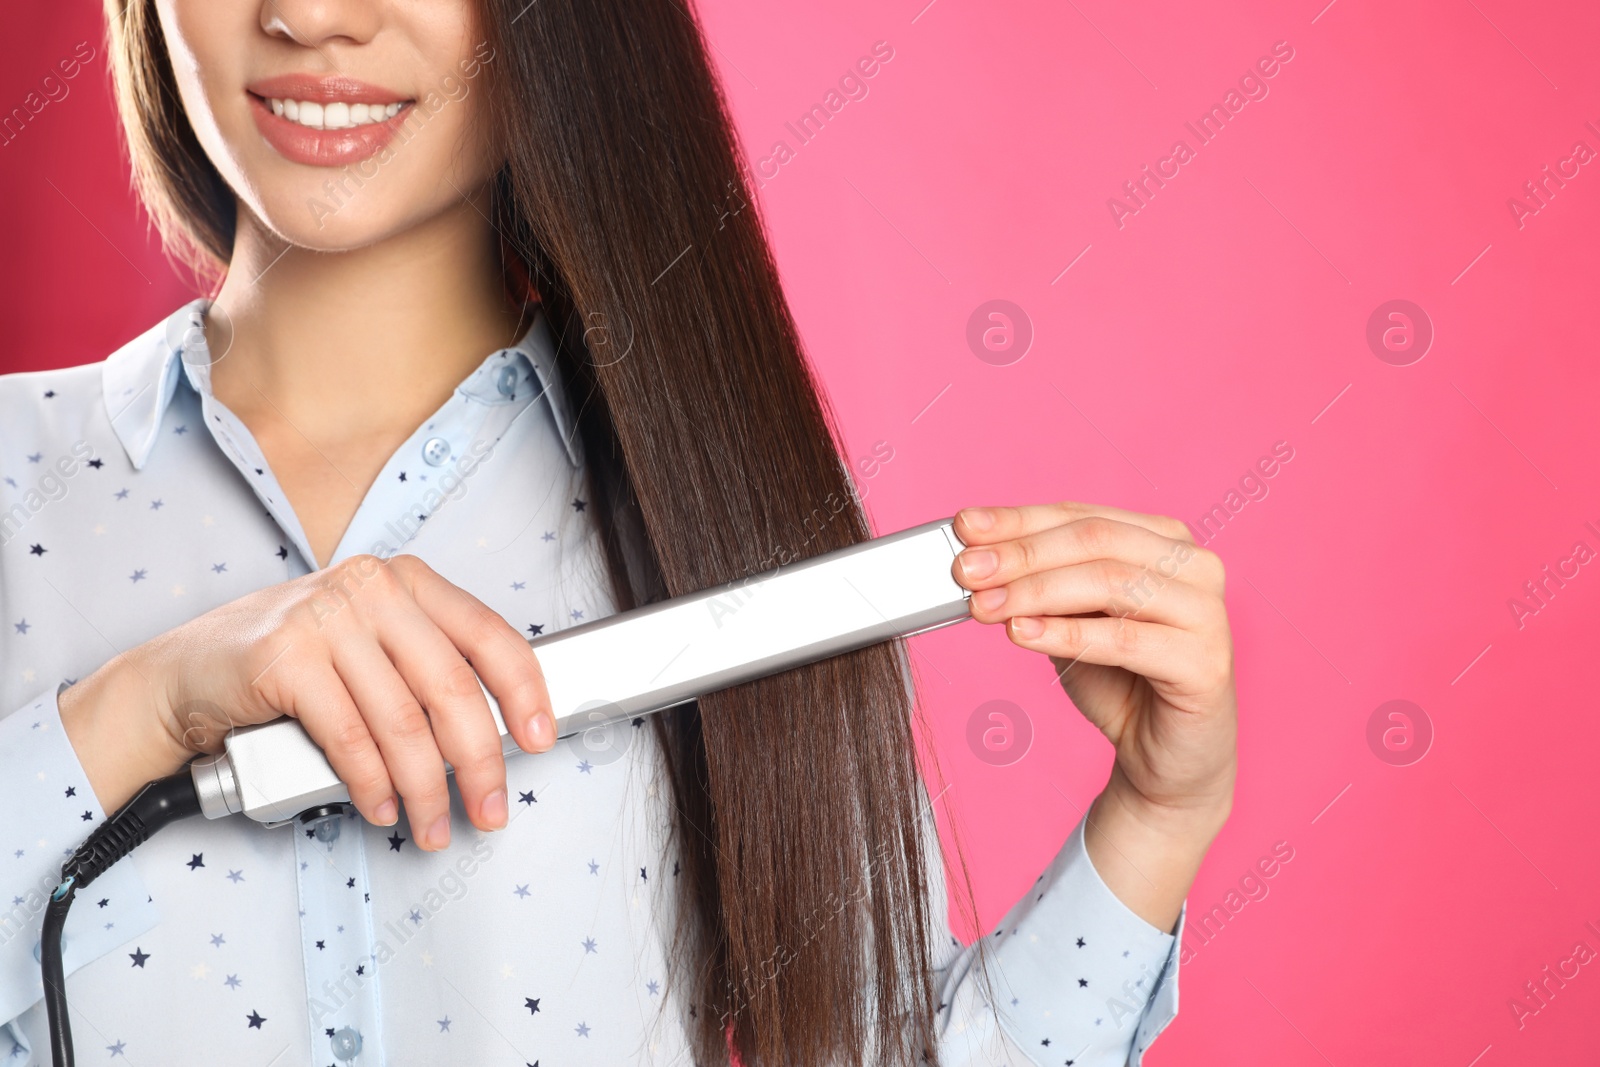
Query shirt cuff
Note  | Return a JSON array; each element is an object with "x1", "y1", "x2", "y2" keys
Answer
[
  {"x1": 985, "y1": 814, "x2": 1183, "y2": 1065},
  {"x1": 0, "y1": 685, "x2": 160, "y2": 1026}
]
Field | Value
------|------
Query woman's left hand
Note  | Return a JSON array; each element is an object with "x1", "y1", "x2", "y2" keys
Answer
[{"x1": 950, "y1": 501, "x2": 1238, "y2": 927}]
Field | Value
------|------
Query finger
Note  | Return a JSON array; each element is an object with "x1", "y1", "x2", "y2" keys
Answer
[
  {"x1": 954, "y1": 517, "x2": 1221, "y2": 596},
  {"x1": 954, "y1": 501, "x2": 1193, "y2": 548},
  {"x1": 969, "y1": 559, "x2": 1221, "y2": 632},
  {"x1": 370, "y1": 600, "x2": 509, "y2": 835},
  {"x1": 394, "y1": 556, "x2": 556, "y2": 756},
  {"x1": 333, "y1": 556, "x2": 512, "y2": 833},
  {"x1": 1004, "y1": 613, "x2": 1221, "y2": 691},
  {"x1": 331, "y1": 638, "x2": 454, "y2": 851},
  {"x1": 282, "y1": 658, "x2": 399, "y2": 827}
]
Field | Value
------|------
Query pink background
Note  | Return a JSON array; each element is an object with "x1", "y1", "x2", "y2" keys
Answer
[{"x1": 4, "y1": 1, "x2": 1599, "y2": 1062}]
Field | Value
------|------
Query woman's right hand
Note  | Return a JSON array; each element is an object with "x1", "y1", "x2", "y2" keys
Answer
[{"x1": 58, "y1": 553, "x2": 556, "y2": 850}]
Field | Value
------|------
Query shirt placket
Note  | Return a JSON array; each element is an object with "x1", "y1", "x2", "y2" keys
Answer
[
  {"x1": 174, "y1": 334, "x2": 542, "y2": 1066},
  {"x1": 194, "y1": 388, "x2": 321, "y2": 574},
  {"x1": 296, "y1": 809, "x2": 384, "y2": 1067},
  {"x1": 328, "y1": 353, "x2": 537, "y2": 565}
]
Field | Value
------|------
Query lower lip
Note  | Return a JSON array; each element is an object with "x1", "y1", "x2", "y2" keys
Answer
[{"x1": 248, "y1": 95, "x2": 412, "y2": 167}]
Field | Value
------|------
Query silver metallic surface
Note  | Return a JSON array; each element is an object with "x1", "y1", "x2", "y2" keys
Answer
[
  {"x1": 194, "y1": 517, "x2": 973, "y2": 825},
  {"x1": 189, "y1": 751, "x2": 241, "y2": 820}
]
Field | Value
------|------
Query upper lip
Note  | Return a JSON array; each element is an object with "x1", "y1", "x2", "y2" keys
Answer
[{"x1": 245, "y1": 74, "x2": 411, "y2": 105}]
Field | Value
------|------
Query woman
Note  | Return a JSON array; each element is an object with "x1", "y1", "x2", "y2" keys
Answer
[{"x1": 0, "y1": 0, "x2": 1237, "y2": 1064}]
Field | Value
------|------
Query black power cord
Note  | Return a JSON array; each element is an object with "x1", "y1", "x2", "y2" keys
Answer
[{"x1": 41, "y1": 772, "x2": 203, "y2": 1067}]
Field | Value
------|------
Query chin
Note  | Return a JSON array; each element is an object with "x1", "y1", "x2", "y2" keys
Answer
[
  {"x1": 240, "y1": 165, "x2": 460, "y2": 255},
  {"x1": 259, "y1": 201, "x2": 413, "y2": 253}
]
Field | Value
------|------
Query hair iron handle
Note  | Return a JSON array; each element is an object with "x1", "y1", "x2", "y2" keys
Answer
[{"x1": 191, "y1": 517, "x2": 972, "y2": 825}]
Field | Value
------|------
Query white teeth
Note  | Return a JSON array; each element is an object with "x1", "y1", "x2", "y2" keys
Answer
[{"x1": 267, "y1": 98, "x2": 404, "y2": 130}]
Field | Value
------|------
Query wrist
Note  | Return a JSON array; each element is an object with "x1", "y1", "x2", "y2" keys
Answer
[
  {"x1": 59, "y1": 655, "x2": 190, "y2": 814},
  {"x1": 1079, "y1": 769, "x2": 1231, "y2": 932},
  {"x1": 1101, "y1": 764, "x2": 1232, "y2": 851}
]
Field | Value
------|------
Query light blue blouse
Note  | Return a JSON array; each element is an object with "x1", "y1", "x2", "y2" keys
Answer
[{"x1": 0, "y1": 301, "x2": 1181, "y2": 1065}]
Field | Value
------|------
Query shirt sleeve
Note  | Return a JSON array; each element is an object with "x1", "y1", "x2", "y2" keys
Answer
[
  {"x1": 0, "y1": 685, "x2": 160, "y2": 1032},
  {"x1": 922, "y1": 782, "x2": 1183, "y2": 1067}
]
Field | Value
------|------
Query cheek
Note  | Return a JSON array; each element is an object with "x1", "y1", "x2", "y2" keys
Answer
[
  {"x1": 416, "y1": 79, "x2": 498, "y2": 177},
  {"x1": 415, "y1": 14, "x2": 498, "y2": 170},
  {"x1": 156, "y1": 0, "x2": 256, "y2": 178}
]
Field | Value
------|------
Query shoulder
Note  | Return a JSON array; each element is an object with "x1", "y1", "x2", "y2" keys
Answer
[
  {"x1": 0, "y1": 309, "x2": 185, "y2": 465},
  {"x1": 0, "y1": 361, "x2": 110, "y2": 460}
]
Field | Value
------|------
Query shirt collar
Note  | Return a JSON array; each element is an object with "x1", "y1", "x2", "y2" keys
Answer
[{"x1": 102, "y1": 298, "x2": 584, "y2": 471}]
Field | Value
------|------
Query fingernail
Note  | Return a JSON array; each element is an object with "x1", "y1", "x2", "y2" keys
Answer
[
  {"x1": 427, "y1": 814, "x2": 452, "y2": 850},
  {"x1": 973, "y1": 586, "x2": 1007, "y2": 612},
  {"x1": 373, "y1": 798, "x2": 398, "y2": 826},
  {"x1": 963, "y1": 508, "x2": 995, "y2": 532},
  {"x1": 960, "y1": 549, "x2": 998, "y2": 581},
  {"x1": 529, "y1": 711, "x2": 553, "y2": 749},
  {"x1": 482, "y1": 788, "x2": 507, "y2": 829},
  {"x1": 1012, "y1": 615, "x2": 1045, "y2": 639}
]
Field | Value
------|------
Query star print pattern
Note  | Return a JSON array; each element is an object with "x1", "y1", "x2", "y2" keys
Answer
[
  {"x1": 0, "y1": 300, "x2": 1179, "y2": 1066},
  {"x1": 927, "y1": 815, "x2": 1183, "y2": 1064}
]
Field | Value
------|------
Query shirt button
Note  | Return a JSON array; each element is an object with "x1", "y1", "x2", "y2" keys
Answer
[
  {"x1": 331, "y1": 1027, "x2": 363, "y2": 1061},
  {"x1": 496, "y1": 365, "x2": 518, "y2": 398},
  {"x1": 422, "y1": 437, "x2": 451, "y2": 466}
]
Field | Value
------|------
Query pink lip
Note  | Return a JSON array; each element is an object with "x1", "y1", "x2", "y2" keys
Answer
[
  {"x1": 246, "y1": 74, "x2": 408, "y2": 105},
  {"x1": 246, "y1": 75, "x2": 414, "y2": 168},
  {"x1": 248, "y1": 95, "x2": 412, "y2": 169}
]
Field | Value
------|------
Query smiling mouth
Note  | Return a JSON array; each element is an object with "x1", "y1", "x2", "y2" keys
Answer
[{"x1": 253, "y1": 95, "x2": 410, "y2": 130}]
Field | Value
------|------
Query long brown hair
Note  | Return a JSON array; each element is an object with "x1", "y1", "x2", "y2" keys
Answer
[{"x1": 106, "y1": 1, "x2": 975, "y2": 1062}]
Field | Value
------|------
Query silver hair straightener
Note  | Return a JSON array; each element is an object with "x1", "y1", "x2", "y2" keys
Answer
[
  {"x1": 42, "y1": 518, "x2": 975, "y2": 1065},
  {"x1": 189, "y1": 517, "x2": 974, "y2": 825}
]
